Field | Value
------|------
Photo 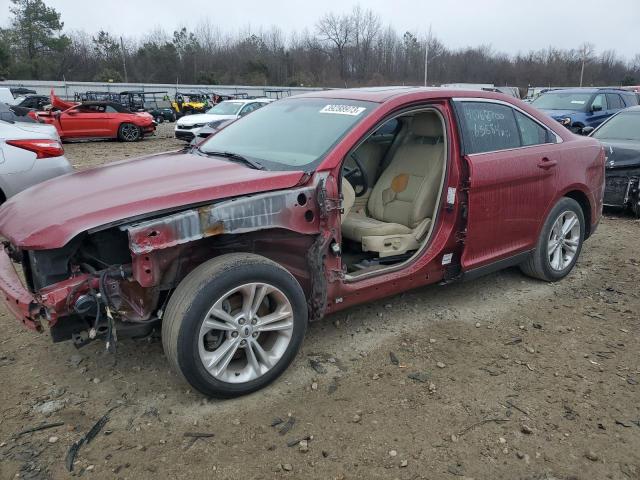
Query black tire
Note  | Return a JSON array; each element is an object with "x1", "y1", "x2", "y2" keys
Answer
[
  {"x1": 117, "y1": 123, "x2": 141, "y2": 142},
  {"x1": 155, "y1": 116, "x2": 164, "y2": 124},
  {"x1": 631, "y1": 192, "x2": 640, "y2": 218},
  {"x1": 520, "y1": 197, "x2": 585, "y2": 282},
  {"x1": 162, "y1": 253, "x2": 308, "y2": 398}
]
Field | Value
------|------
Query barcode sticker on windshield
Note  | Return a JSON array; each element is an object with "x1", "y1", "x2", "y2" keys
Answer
[
  {"x1": 319, "y1": 105, "x2": 366, "y2": 116},
  {"x1": 570, "y1": 100, "x2": 586, "y2": 104}
]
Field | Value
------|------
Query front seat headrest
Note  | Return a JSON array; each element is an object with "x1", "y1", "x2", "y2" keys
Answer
[{"x1": 411, "y1": 113, "x2": 442, "y2": 137}]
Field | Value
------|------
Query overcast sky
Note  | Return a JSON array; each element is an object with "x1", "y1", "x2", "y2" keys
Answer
[{"x1": 2, "y1": 0, "x2": 639, "y2": 59}]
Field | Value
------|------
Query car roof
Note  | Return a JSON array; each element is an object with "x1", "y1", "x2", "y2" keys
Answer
[
  {"x1": 292, "y1": 86, "x2": 519, "y2": 104},
  {"x1": 544, "y1": 87, "x2": 631, "y2": 94},
  {"x1": 220, "y1": 98, "x2": 273, "y2": 104}
]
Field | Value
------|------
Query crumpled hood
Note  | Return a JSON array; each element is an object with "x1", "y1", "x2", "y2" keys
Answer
[
  {"x1": 178, "y1": 113, "x2": 235, "y2": 126},
  {"x1": 0, "y1": 150, "x2": 305, "y2": 250}
]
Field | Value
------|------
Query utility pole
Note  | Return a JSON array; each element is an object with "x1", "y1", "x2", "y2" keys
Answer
[
  {"x1": 579, "y1": 43, "x2": 594, "y2": 88},
  {"x1": 120, "y1": 36, "x2": 128, "y2": 84},
  {"x1": 424, "y1": 24, "x2": 432, "y2": 87}
]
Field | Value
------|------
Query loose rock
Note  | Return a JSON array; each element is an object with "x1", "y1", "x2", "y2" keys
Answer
[{"x1": 585, "y1": 451, "x2": 599, "y2": 462}]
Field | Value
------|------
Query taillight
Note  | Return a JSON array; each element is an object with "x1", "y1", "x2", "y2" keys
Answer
[{"x1": 6, "y1": 139, "x2": 64, "y2": 159}]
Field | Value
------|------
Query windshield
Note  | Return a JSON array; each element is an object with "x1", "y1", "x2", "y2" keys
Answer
[
  {"x1": 206, "y1": 101, "x2": 244, "y2": 115},
  {"x1": 199, "y1": 98, "x2": 375, "y2": 170},
  {"x1": 593, "y1": 111, "x2": 640, "y2": 141},
  {"x1": 532, "y1": 92, "x2": 592, "y2": 111}
]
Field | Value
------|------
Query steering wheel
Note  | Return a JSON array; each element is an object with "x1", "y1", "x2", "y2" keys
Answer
[{"x1": 343, "y1": 152, "x2": 368, "y2": 197}]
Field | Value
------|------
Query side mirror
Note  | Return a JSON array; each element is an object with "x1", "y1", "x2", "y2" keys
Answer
[
  {"x1": 591, "y1": 104, "x2": 602, "y2": 112},
  {"x1": 581, "y1": 126, "x2": 595, "y2": 136}
]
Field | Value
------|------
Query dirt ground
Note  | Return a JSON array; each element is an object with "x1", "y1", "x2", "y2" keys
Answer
[{"x1": 1, "y1": 123, "x2": 639, "y2": 479}]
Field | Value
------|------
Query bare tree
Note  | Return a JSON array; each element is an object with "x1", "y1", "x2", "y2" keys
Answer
[
  {"x1": 316, "y1": 11, "x2": 353, "y2": 85},
  {"x1": 351, "y1": 6, "x2": 381, "y2": 81}
]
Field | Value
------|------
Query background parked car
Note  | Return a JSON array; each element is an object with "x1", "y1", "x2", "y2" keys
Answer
[
  {"x1": 35, "y1": 101, "x2": 156, "y2": 142},
  {"x1": 531, "y1": 87, "x2": 638, "y2": 134},
  {"x1": 0, "y1": 102, "x2": 38, "y2": 123},
  {"x1": 189, "y1": 118, "x2": 235, "y2": 145},
  {"x1": 13, "y1": 95, "x2": 51, "y2": 111},
  {"x1": 0, "y1": 120, "x2": 73, "y2": 203},
  {"x1": 0, "y1": 87, "x2": 16, "y2": 105},
  {"x1": 586, "y1": 106, "x2": 640, "y2": 216},
  {"x1": 175, "y1": 98, "x2": 273, "y2": 142}
]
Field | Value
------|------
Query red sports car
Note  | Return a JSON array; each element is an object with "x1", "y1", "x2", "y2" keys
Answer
[
  {"x1": 34, "y1": 91, "x2": 155, "y2": 142},
  {"x1": 0, "y1": 87, "x2": 604, "y2": 398}
]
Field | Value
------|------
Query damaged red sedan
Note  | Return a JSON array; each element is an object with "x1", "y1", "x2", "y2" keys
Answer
[{"x1": 0, "y1": 87, "x2": 604, "y2": 397}]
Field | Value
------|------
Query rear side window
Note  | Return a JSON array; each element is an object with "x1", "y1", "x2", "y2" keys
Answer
[
  {"x1": 606, "y1": 93, "x2": 625, "y2": 110},
  {"x1": 622, "y1": 93, "x2": 639, "y2": 106},
  {"x1": 457, "y1": 102, "x2": 520, "y2": 154},
  {"x1": 515, "y1": 111, "x2": 549, "y2": 146}
]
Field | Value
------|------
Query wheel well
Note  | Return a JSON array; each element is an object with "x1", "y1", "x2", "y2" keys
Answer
[
  {"x1": 564, "y1": 190, "x2": 592, "y2": 238},
  {"x1": 0, "y1": 189, "x2": 6, "y2": 205}
]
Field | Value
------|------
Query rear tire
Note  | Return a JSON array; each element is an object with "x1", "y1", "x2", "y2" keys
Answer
[
  {"x1": 162, "y1": 253, "x2": 308, "y2": 398},
  {"x1": 520, "y1": 197, "x2": 585, "y2": 282},
  {"x1": 155, "y1": 116, "x2": 164, "y2": 124},
  {"x1": 117, "y1": 123, "x2": 141, "y2": 142}
]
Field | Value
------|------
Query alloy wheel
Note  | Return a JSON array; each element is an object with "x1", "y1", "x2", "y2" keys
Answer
[
  {"x1": 121, "y1": 124, "x2": 139, "y2": 141},
  {"x1": 197, "y1": 282, "x2": 294, "y2": 383},
  {"x1": 547, "y1": 210, "x2": 580, "y2": 271}
]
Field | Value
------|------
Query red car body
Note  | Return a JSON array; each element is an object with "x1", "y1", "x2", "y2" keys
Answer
[
  {"x1": 34, "y1": 91, "x2": 155, "y2": 141},
  {"x1": 0, "y1": 87, "x2": 604, "y2": 387}
]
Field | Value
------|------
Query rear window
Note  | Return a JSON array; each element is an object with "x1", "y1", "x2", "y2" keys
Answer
[
  {"x1": 606, "y1": 93, "x2": 625, "y2": 110},
  {"x1": 622, "y1": 93, "x2": 639, "y2": 106},
  {"x1": 457, "y1": 102, "x2": 520, "y2": 154},
  {"x1": 457, "y1": 102, "x2": 552, "y2": 153}
]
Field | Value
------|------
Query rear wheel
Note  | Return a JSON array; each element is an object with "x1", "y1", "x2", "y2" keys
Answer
[
  {"x1": 118, "y1": 123, "x2": 141, "y2": 142},
  {"x1": 162, "y1": 253, "x2": 307, "y2": 398},
  {"x1": 155, "y1": 116, "x2": 164, "y2": 124},
  {"x1": 520, "y1": 197, "x2": 585, "y2": 281}
]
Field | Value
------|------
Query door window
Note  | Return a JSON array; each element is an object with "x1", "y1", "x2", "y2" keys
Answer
[
  {"x1": 458, "y1": 102, "x2": 520, "y2": 154},
  {"x1": 515, "y1": 111, "x2": 550, "y2": 146},
  {"x1": 239, "y1": 103, "x2": 260, "y2": 116},
  {"x1": 591, "y1": 94, "x2": 607, "y2": 111},
  {"x1": 605, "y1": 93, "x2": 624, "y2": 110}
]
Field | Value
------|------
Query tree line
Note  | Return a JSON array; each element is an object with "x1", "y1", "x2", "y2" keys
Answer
[{"x1": 1, "y1": 0, "x2": 639, "y2": 90}]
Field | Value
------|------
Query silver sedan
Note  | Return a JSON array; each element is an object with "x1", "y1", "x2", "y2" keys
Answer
[{"x1": 0, "y1": 118, "x2": 73, "y2": 203}]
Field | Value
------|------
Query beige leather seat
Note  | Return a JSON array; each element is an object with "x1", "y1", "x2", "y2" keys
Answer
[
  {"x1": 342, "y1": 112, "x2": 444, "y2": 257},
  {"x1": 341, "y1": 178, "x2": 355, "y2": 220}
]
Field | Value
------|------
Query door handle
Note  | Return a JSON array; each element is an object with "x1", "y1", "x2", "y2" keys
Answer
[{"x1": 537, "y1": 157, "x2": 557, "y2": 170}]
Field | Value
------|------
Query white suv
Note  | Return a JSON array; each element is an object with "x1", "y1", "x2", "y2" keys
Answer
[{"x1": 175, "y1": 98, "x2": 273, "y2": 142}]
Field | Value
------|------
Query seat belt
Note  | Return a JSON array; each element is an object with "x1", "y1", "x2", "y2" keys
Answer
[{"x1": 377, "y1": 120, "x2": 410, "y2": 178}]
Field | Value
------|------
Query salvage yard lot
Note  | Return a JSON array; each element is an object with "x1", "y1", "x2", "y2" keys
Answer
[{"x1": 1, "y1": 124, "x2": 639, "y2": 479}]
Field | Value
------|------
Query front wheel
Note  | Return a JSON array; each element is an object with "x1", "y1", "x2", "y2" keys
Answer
[
  {"x1": 162, "y1": 254, "x2": 308, "y2": 398},
  {"x1": 520, "y1": 197, "x2": 585, "y2": 281},
  {"x1": 117, "y1": 123, "x2": 141, "y2": 142}
]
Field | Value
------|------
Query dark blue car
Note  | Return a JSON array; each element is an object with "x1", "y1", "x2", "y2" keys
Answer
[{"x1": 531, "y1": 87, "x2": 638, "y2": 134}]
